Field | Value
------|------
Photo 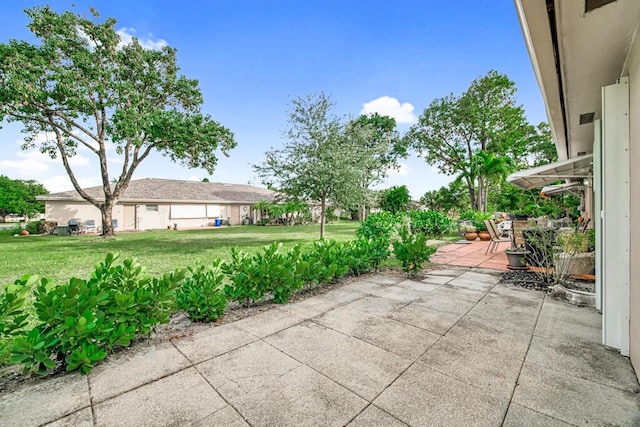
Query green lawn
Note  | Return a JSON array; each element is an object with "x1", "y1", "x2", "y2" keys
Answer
[{"x1": 0, "y1": 222, "x2": 360, "y2": 285}]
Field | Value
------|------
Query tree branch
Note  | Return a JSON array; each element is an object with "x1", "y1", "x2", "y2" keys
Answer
[{"x1": 47, "y1": 113, "x2": 99, "y2": 206}]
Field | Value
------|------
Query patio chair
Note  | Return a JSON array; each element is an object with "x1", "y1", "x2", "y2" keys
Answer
[
  {"x1": 84, "y1": 219, "x2": 96, "y2": 233},
  {"x1": 496, "y1": 220, "x2": 512, "y2": 238},
  {"x1": 484, "y1": 219, "x2": 511, "y2": 255}
]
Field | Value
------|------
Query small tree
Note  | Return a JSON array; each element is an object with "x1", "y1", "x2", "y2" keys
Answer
[
  {"x1": 0, "y1": 7, "x2": 235, "y2": 236},
  {"x1": 379, "y1": 185, "x2": 411, "y2": 214},
  {"x1": 254, "y1": 93, "x2": 366, "y2": 239}
]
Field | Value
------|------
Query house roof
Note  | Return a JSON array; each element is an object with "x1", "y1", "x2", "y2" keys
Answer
[
  {"x1": 515, "y1": 0, "x2": 640, "y2": 159},
  {"x1": 38, "y1": 178, "x2": 278, "y2": 204}
]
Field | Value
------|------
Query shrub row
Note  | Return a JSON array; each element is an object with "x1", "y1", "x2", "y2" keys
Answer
[
  {"x1": 1, "y1": 235, "x2": 418, "y2": 375},
  {"x1": 2, "y1": 254, "x2": 185, "y2": 374}
]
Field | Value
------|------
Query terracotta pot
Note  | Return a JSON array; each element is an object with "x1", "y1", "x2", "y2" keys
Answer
[
  {"x1": 478, "y1": 231, "x2": 491, "y2": 241},
  {"x1": 464, "y1": 232, "x2": 478, "y2": 241},
  {"x1": 20, "y1": 229, "x2": 29, "y2": 236}
]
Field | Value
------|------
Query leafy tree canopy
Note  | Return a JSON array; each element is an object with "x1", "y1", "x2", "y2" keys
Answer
[
  {"x1": 254, "y1": 93, "x2": 367, "y2": 238},
  {"x1": 408, "y1": 70, "x2": 545, "y2": 212},
  {"x1": 0, "y1": 6, "x2": 236, "y2": 235},
  {"x1": 379, "y1": 185, "x2": 411, "y2": 215},
  {"x1": 420, "y1": 179, "x2": 469, "y2": 215},
  {"x1": 0, "y1": 175, "x2": 48, "y2": 220}
]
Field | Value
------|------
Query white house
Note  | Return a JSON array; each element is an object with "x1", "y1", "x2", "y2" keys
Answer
[
  {"x1": 510, "y1": 0, "x2": 640, "y2": 379},
  {"x1": 38, "y1": 178, "x2": 277, "y2": 231}
]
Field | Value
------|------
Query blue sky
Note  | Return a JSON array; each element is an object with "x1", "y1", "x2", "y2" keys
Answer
[{"x1": 0, "y1": 1, "x2": 547, "y2": 198}]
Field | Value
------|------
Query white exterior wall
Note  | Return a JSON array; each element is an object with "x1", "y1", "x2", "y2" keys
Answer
[
  {"x1": 624, "y1": 31, "x2": 640, "y2": 373},
  {"x1": 44, "y1": 201, "x2": 250, "y2": 231},
  {"x1": 45, "y1": 202, "x2": 104, "y2": 227}
]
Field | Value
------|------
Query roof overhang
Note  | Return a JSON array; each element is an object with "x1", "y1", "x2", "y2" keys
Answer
[
  {"x1": 507, "y1": 153, "x2": 593, "y2": 190},
  {"x1": 540, "y1": 182, "x2": 582, "y2": 197},
  {"x1": 514, "y1": 0, "x2": 640, "y2": 159}
]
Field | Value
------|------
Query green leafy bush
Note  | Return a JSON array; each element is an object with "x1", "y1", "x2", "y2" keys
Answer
[
  {"x1": 26, "y1": 220, "x2": 45, "y2": 235},
  {"x1": 0, "y1": 276, "x2": 33, "y2": 339},
  {"x1": 392, "y1": 226, "x2": 436, "y2": 276},
  {"x1": 222, "y1": 243, "x2": 305, "y2": 305},
  {"x1": 7, "y1": 253, "x2": 186, "y2": 375},
  {"x1": 221, "y1": 248, "x2": 261, "y2": 304},
  {"x1": 345, "y1": 237, "x2": 390, "y2": 276},
  {"x1": 356, "y1": 212, "x2": 400, "y2": 240},
  {"x1": 300, "y1": 239, "x2": 350, "y2": 285},
  {"x1": 409, "y1": 210, "x2": 454, "y2": 237},
  {"x1": 177, "y1": 260, "x2": 227, "y2": 322}
]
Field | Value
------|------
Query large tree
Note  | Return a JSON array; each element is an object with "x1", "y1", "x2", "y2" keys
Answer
[
  {"x1": 254, "y1": 93, "x2": 366, "y2": 239},
  {"x1": 0, "y1": 175, "x2": 48, "y2": 221},
  {"x1": 408, "y1": 70, "x2": 530, "y2": 211},
  {"x1": 345, "y1": 113, "x2": 405, "y2": 219},
  {"x1": 0, "y1": 6, "x2": 235, "y2": 235}
]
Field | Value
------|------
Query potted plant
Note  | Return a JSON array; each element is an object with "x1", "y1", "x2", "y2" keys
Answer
[
  {"x1": 459, "y1": 223, "x2": 478, "y2": 241},
  {"x1": 553, "y1": 229, "x2": 595, "y2": 277},
  {"x1": 505, "y1": 225, "x2": 529, "y2": 270},
  {"x1": 472, "y1": 218, "x2": 490, "y2": 241}
]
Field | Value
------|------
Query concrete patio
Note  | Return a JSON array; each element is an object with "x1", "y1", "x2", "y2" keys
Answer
[{"x1": 1, "y1": 268, "x2": 638, "y2": 426}]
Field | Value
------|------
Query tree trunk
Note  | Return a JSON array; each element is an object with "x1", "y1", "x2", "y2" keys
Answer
[
  {"x1": 320, "y1": 195, "x2": 326, "y2": 239},
  {"x1": 359, "y1": 204, "x2": 367, "y2": 221},
  {"x1": 100, "y1": 199, "x2": 115, "y2": 237},
  {"x1": 467, "y1": 184, "x2": 478, "y2": 211},
  {"x1": 478, "y1": 179, "x2": 485, "y2": 212}
]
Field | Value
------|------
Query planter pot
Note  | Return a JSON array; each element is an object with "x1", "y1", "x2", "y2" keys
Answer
[
  {"x1": 463, "y1": 232, "x2": 478, "y2": 241},
  {"x1": 478, "y1": 231, "x2": 491, "y2": 241},
  {"x1": 550, "y1": 284, "x2": 595, "y2": 307},
  {"x1": 553, "y1": 252, "x2": 595, "y2": 276},
  {"x1": 506, "y1": 250, "x2": 529, "y2": 270}
]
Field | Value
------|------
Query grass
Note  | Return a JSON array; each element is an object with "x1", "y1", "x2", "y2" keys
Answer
[{"x1": 0, "y1": 222, "x2": 360, "y2": 285}]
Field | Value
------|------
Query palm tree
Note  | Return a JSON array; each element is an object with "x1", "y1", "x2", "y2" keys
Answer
[{"x1": 474, "y1": 151, "x2": 512, "y2": 212}]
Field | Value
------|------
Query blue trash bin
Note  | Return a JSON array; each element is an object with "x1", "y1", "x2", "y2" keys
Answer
[{"x1": 214, "y1": 218, "x2": 222, "y2": 227}]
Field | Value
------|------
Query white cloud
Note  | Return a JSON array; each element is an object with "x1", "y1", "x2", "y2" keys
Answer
[
  {"x1": 387, "y1": 162, "x2": 409, "y2": 176},
  {"x1": 361, "y1": 96, "x2": 417, "y2": 124},
  {"x1": 116, "y1": 27, "x2": 168, "y2": 51},
  {"x1": 44, "y1": 175, "x2": 100, "y2": 193},
  {"x1": 187, "y1": 175, "x2": 201, "y2": 181},
  {"x1": 107, "y1": 156, "x2": 124, "y2": 165},
  {"x1": 0, "y1": 157, "x2": 50, "y2": 174},
  {"x1": 15, "y1": 149, "x2": 90, "y2": 167}
]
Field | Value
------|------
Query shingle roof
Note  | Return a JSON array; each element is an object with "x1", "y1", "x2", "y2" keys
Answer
[{"x1": 38, "y1": 178, "x2": 278, "y2": 204}]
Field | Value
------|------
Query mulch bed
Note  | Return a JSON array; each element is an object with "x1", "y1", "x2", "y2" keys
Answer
[
  {"x1": 499, "y1": 270, "x2": 551, "y2": 291},
  {"x1": 499, "y1": 269, "x2": 595, "y2": 293}
]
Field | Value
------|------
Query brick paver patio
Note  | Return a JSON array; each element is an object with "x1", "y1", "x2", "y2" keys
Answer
[{"x1": 432, "y1": 239, "x2": 510, "y2": 271}]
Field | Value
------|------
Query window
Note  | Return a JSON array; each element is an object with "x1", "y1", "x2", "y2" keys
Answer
[
  {"x1": 146, "y1": 205, "x2": 159, "y2": 212},
  {"x1": 170, "y1": 204, "x2": 206, "y2": 219}
]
